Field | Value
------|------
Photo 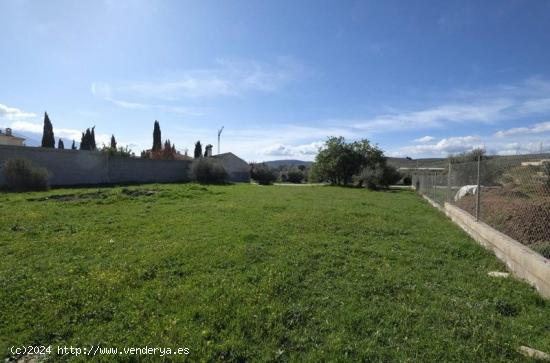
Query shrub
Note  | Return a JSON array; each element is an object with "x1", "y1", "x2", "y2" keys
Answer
[
  {"x1": 2, "y1": 158, "x2": 50, "y2": 191},
  {"x1": 543, "y1": 161, "x2": 550, "y2": 187},
  {"x1": 102, "y1": 146, "x2": 134, "y2": 158},
  {"x1": 287, "y1": 168, "x2": 304, "y2": 183},
  {"x1": 251, "y1": 164, "x2": 277, "y2": 185},
  {"x1": 357, "y1": 163, "x2": 401, "y2": 190},
  {"x1": 192, "y1": 158, "x2": 228, "y2": 184},
  {"x1": 358, "y1": 167, "x2": 383, "y2": 189}
]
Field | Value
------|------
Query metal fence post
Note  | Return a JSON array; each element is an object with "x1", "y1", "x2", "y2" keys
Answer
[
  {"x1": 433, "y1": 171, "x2": 436, "y2": 201},
  {"x1": 475, "y1": 154, "x2": 481, "y2": 221},
  {"x1": 447, "y1": 161, "x2": 451, "y2": 204}
]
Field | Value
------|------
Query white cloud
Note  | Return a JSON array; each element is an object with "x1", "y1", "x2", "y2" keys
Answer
[
  {"x1": 519, "y1": 98, "x2": 550, "y2": 113},
  {"x1": 92, "y1": 58, "x2": 304, "y2": 107},
  {"x1": 397, "y1": 136, "x2": 483, "y2": 157},
  {"x1": 263, "y1": 141, "x2": 323, "y2": 157},
  {"x1": 495, "y1": 140, "x2": 550, "y2": 155},
  {"x1": 494, "y1": 121, "x2": 550, "y2": 137},
  {"x1": 91, "y1": 82, "x2": 205, "y2": 116},
  {"x1": 9, "y1": 120, "x2": 112, "y2": 145},
  {"x1": 10, "y1": 121, "x2": 42, "y2": 133},
  {"x1": 341, "y1": 78, "x2": 550, "y2": 134},
  {"x1": 351, "y1": 100, "x2": 513, "y2": 132},
  {"x1": 413, "y1": 136, "x2": 435, "y2": 143},
  {"x1": 0, "y1": 104, "x2": 36, "y2": 120}
]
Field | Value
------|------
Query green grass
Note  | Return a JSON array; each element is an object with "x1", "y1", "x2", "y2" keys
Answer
[{"x1": 1, "y1": 184, "x2": 549, "y2": 362}]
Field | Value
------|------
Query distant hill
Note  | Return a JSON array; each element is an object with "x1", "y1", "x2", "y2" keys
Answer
[
  {"x1": 386, "y1": 157, "x2": 447, "y2": 169},
  {"x1": 261, "y1": 159, "x2": 313, "y2": 168},
  {"x1": 11, "y1": 130, "x2": 41, "y2": 147},
  {"x1": 261, "y1": 158, "x2": 445, "y2": 169}
]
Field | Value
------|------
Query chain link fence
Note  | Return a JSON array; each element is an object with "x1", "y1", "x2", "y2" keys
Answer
[{"x1": 412, "y1": 153, "x2": 550, "y2": 258}]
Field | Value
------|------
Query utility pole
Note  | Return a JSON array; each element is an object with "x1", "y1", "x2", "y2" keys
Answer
[{"x1": 217, "y1": 126, "x2": 224, "y2": 154}]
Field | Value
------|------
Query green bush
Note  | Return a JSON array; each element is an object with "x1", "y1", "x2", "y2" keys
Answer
[
  {"x1": 192, "y1": 158, "x2": 228, "y2": 184},
  {"x1": 287, "y1": 168, "x2": 304, "y2": 183},
  {"x1": 2, "y1": 158, "x2": 50, "y2": 191},
  {"x1": 102, "y1": 146, "x2": 134, "y2": 158},
  {"x1": 357, "y1": 164, "x2": 401, "y2": 190},
  {"x1": 543, "y1": 161, "x2": 550, "y2": 187},
  {"x1": 251, "y1": 164, "x2": 277, "y2": 185}
]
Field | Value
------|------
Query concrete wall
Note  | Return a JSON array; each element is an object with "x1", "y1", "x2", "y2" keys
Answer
[
  {"x1": 0, "y1": 145, "x2": 191, "y2": 186},
  {"x1": 420, "y1": 192, "x2": 550, "y2": 299},
  {"x1": 444, "y1": 203, "x2": 550, "y2": 299}
]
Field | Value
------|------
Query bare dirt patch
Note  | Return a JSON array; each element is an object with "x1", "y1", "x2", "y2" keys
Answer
[
  {"x1": 455, "y1": 188, "x2": 550, "y2": 258},
  {"x1": 27, "y1": 191, "x2": 106, "y2": 202},
  {"x1": 120, "y1": 188, "x2": 157, "y2": 197}
]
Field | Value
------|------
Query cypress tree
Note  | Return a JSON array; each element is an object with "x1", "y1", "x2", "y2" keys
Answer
[
  {"x1": 41, "y1": 112, "x2": 55, "y2": 148},
  {"x1": 80, "y1": 132, "x2": 86, "y2": 150},
  {"x1": 90, "y1": 127, "x2": 97, "y2": 151},
  {"x1": 58, "y1": 139, "x2": 64, "y2": 149},
  {"x1": 71, "y1": 140, "x2": 76, "y2": 150},
  {"x1": 194, "y1": 141, "x2": 202, "y2": 158},
  {"x1": 80, "y1": 129, "x2": 92, "y2": 150},
  {"x1": 110, "y1": 135, "x2": 117, "y2": 149},
  {"x1": 152, "y1": 121, "x2": 162, "y2": 151}
]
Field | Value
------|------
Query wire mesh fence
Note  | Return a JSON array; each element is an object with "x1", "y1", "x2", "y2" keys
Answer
[{"x1": 412, "y1": 153, "x2": 550, "y2": 258}]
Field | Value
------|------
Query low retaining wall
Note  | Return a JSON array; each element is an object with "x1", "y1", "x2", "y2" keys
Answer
[
  {"x1": 421, "y1": 193, "x2": 550, "y2": 298},
  {"x1": 444, "y1": 203, "x2": 550, "y2": 298}
]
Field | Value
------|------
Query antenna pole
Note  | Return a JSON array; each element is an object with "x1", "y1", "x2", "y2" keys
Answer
[{"x1": 217, "y1": 126, "x2": 224, "y2": 154}]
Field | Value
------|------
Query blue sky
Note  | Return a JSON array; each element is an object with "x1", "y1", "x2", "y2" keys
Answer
[{"x1": 1, "y1": 0, "x2": 550, "y2": 161}]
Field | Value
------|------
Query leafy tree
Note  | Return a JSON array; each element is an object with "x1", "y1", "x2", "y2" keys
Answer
[
  {"x1": 314, "y1": 137, "x2": 370, "y2": 185},
  {"x1": 314, "y1": 137, "x2": 389, "y2": 187},
  {"x1": 71, "y1": 140, "x2": 76, "y2": 150},
  {"x1": 307, "y1": 162, "x2": 322, "y2": 183},
  {"x1": 41, "y1": 112, "x2": 55, "y2": 148},
  {"x1": 194, "y1": 141, "x2": 202, "y2": 159},
  {"x1": 110, "y1": 135, "x2": 117, "y2": 149},
  {"x1": 152, "y1": 120, "x2": 162, "y2": 151},
  {"x1": 58, "y1": 139, "x2": 64, "y2": 149}
]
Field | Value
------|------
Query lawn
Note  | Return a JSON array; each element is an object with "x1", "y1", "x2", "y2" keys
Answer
[{"x1": 1, "y1": 184, "x2": 549, "y2": 362}]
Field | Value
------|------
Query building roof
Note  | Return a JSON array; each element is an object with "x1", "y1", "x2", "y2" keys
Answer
[
  {"x1": 212, "y1": 152, "x2": 246, "y2": 162},
  {"x1": 212, "y1": 152, "x2": 250, "y2": 171}
]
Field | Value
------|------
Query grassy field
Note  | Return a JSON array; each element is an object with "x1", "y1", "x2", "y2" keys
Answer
[{"x1": 1, "y1": 184, "x2": 549, "y2": 362}]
